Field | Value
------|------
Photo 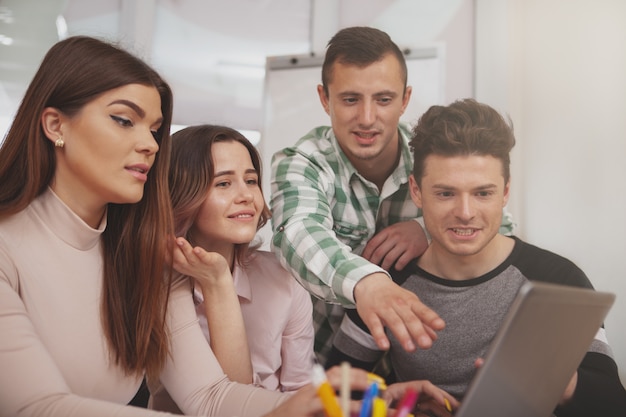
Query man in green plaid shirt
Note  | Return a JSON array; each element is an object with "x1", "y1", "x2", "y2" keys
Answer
[{"x1": 270, "y1": 27, "x2": 515, "y2": 364}]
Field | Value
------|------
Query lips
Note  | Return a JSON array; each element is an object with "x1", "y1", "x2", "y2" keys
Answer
[
  {"x1": 228, "y1": 211, "x2": 256, "y2": 219},
  {"x1": 128, "y1": 166, "x2": 147, "y2": 174},
  {"x1": 355, "y1": 131, "x2": 377, "y2": 139},
  {"x1": 126, "y1": 163, "x2": 150, "y2": 182},
  {"x1": 451, "y1": 228, "x2": 477, "y2": 236},
  {"x1": 353, "y1": 131, "x2": 378, "y2": 145}
]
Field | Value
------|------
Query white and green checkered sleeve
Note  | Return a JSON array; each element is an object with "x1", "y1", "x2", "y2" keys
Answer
[{"x1": 270, "y1": 146, "x2": 386, "y2": 307}]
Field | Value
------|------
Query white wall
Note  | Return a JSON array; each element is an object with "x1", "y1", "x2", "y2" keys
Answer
[{"x1": 476, "y1": 0, "x2": 626, "y2": 384}]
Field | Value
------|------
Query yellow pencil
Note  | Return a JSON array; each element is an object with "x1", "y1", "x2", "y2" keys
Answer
[{"x1": 372, "y1": 397, "x2": 387, "y2": 417}]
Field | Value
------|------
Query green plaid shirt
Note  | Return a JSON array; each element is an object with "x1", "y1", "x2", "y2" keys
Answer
[{"x1": 270, "y1": 124, "x2": 515, "y2": 362}]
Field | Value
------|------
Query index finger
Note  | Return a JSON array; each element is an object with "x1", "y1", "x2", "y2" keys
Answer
[
  {"x1": 388, "y1": 291, "x2": 444, "y2": 350},
  {"x1": 361, "y1": 231, "x2": 387, "y2": 263},
  {"x1": 404, "y1": 299, "x2": 445, "y2": 347}
]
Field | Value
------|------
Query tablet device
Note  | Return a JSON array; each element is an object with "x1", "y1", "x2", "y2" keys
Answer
[{"x1": 455, "y1": 281, "x2": 615, "y2": 417}]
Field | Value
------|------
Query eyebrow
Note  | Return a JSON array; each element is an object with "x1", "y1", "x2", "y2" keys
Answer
[
  {"x1": 214, "y1": 168, "x2": 258, "y2": 177},
  {"x1": 108, "y1": 99, "x2": 164, "y2": 127},
  {"x1": 432, "y1": 183, "x2": 498, "y2": 191},
  {"x1": 373, "y1": 90, "x2": 398, "y2": 97},
  {"x1": 108, "y1": 99, "x2": 145, "y2": 118},
  {"x1": 338, "y1": 90, "x2": 398, "y2": 97}
]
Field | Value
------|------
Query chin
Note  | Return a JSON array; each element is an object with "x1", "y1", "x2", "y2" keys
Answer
[
  {"x1": 113, "y1": 191, "x2": 145, "y2": 205},
  {"x1": 232, "y1": 233, "x2": 256, "y2": 244}
]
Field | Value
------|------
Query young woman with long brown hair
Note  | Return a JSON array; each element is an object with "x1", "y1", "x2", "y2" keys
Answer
[{"x1": 0, "y1": 35, "x2": 368, "y2": 417}]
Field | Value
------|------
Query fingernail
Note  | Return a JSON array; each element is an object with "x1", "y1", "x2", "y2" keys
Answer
[{"x1": 418, "y1": 336, "x2": 431, "y2": 348}]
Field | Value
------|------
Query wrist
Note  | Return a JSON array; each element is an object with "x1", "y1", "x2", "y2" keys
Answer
[{"x1": 354, "y1": 272, "x2": 390, "y2": 303}]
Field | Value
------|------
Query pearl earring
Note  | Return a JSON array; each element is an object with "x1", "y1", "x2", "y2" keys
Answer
[{"x1": 55, "y1": 137, "x2": 64, "y2": 148}]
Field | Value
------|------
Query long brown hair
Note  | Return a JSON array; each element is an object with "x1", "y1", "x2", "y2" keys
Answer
[
  {"x1": 0, "y1": 36, "x2": 174, "y2": 379},
  {"x1": 169, "y1": 125, "x2": 271, "y2": 267}
]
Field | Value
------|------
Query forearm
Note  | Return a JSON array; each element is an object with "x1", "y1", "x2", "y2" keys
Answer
[
  {"x1": 272, "y1": 220, "x2": 386, "y2": 306},
  {"x1": 270, "y1": 149, "x2": 388, "y2": 305},
  {"x1": 555, "y1": 352, "x2": 626, "y2": 417},
  {"x1": 278, "y1": 287, "x2": 316, "y2": 391},
  {"x1": 200, "y1": 282, "x2": 253, "y2": 384}
]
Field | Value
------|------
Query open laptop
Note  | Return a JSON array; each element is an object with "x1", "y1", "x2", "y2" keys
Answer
[{"x1": 455, "y1": 280, "x2": 615, "y2": 417}]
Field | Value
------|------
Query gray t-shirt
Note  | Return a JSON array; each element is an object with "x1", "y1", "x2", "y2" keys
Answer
[{"x1": 331, "y1": 237, "x2": 614, "y2": 401}]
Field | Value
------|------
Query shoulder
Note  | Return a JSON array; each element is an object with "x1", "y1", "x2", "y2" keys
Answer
[
  {"x1": 246, "y1": 251, "x2": 297, "y2": 283},
  {"x1": 0, "y1": 227, "x2": 18, "y2": 290},
  {"x1": 398, "y1": 121, "x2": 413, "y2": 141},
  {"x1": 510, "y1": 237, "x2": 592, "y2": 288},
  {"x1": 245, "y1": 251, "x2": 312, "y2": 305},
  {"x1": 0, "y1": 205, "x2": 30, "y2": 237},
  {"x1": 0, "y1": 205, "x2": 38, "y2": 288},
  {"x1": 274, "y1": 126, "x2": 338, "y2": 161}
]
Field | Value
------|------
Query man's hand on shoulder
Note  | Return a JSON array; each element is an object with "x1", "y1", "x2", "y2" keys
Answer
[
  {"x1": 353, "y1": 273, "x2": 445, "y2": 351},
  {"x1": 361, "y1": 219, "x2": 428, "y2": 271}
]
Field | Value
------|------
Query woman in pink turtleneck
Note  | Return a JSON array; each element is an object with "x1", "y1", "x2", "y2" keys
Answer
[{"x1": 0, "y1": 35, "x2": 368, "y2": 417}]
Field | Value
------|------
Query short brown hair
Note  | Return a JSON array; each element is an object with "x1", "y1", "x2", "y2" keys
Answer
[
  {"x1": 410, "y1": 99, "x2": 516, "y2": 184},
  {"x1": 321, "y1": 26, "x2": 407, "y2": 96}
]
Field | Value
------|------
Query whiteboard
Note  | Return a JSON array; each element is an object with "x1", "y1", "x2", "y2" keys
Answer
[{"x1": 256, "y1": 46, "x2": 445, "y2": 248}]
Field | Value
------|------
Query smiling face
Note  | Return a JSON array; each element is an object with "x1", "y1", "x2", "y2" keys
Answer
[
  {"x1": 46, "y1": 83, "x2": 162, "y2": 225},
  {"x1": 318, "y1": 53, "x2": 411, "y2": 174},
  {"x1": 410, "y1": 154, "x2": 510, "y2": 261},
  {"x1": 189, "y1": 140, "x2": 264, "y2": 257}
]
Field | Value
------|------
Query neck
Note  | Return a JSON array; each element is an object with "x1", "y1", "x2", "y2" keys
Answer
[
  {"x1": 418, "y1": 235, "x2": 515, "y2": 281},
  {"x1": 49, "y1": 182, "x2": 106, "y2": 229},
  {"x1": 354, "y1": 140, "x2": 401, "y2": 191}
]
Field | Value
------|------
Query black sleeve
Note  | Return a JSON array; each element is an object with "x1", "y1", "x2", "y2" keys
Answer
[
  {"x1": 324, "y1": 307, "x2": 380, "y2": 371},
  {"x1": 554, "y1": 352, "x2": 626, "y2": 417},
  {"x1": 325, "y1": 344, "x2": 378, "y2": 371},
  {"x1": 514, "y1": 239, "x2": 593, "y2": 290}
]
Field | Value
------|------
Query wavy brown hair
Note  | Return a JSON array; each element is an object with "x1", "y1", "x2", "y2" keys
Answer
[
  {"x1": 410, "y1": 98, "x2": 516, "y2": 185},
  {"x1": 169, "y1": 125, "x2": 271, "y2": 267},
  {"x1": 0, "y1": 36, "x2": 174, "y2": 380}
]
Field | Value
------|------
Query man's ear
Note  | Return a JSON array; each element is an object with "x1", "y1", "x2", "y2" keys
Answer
[
  {"x1": 503, "y1": 178, "x2": 511, "y2": 207},
  {"x1": 317, "y1": 84, "x2": 330, "y2": 115},
  {"x1": 40, "y1": 107, "x2": 64, "y2": 144},
  {"x1": 401, "y1": 86, "x2": 412, "y2": 115},
  {"x1": 409, "y1": 174, "x2": 423, "y2": 209}
]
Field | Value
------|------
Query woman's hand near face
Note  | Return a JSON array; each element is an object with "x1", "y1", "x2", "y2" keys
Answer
[
  {"x1": 170, "y1": 237, "x2": 232, "y2": 289},
  {"x1": 170, "y1": 236, "x2": 253, "y2": 384}
]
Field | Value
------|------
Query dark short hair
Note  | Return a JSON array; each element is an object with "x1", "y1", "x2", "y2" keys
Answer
[
  {"x1": 410, "y1": 99, "x2": 516, "y2": 184},
  {"x1": 321, "y1": 26, "x2": 407, "y2": 96}
]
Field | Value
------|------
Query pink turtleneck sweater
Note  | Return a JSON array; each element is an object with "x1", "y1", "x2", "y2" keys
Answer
[{"x1": 0, "y1": 188, "x2": 287, "y2": 417}]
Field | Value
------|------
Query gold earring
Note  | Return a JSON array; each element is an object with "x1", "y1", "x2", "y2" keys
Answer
[{"x1": 55, "y1": 137, "x2": 64, "y2": 148}]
